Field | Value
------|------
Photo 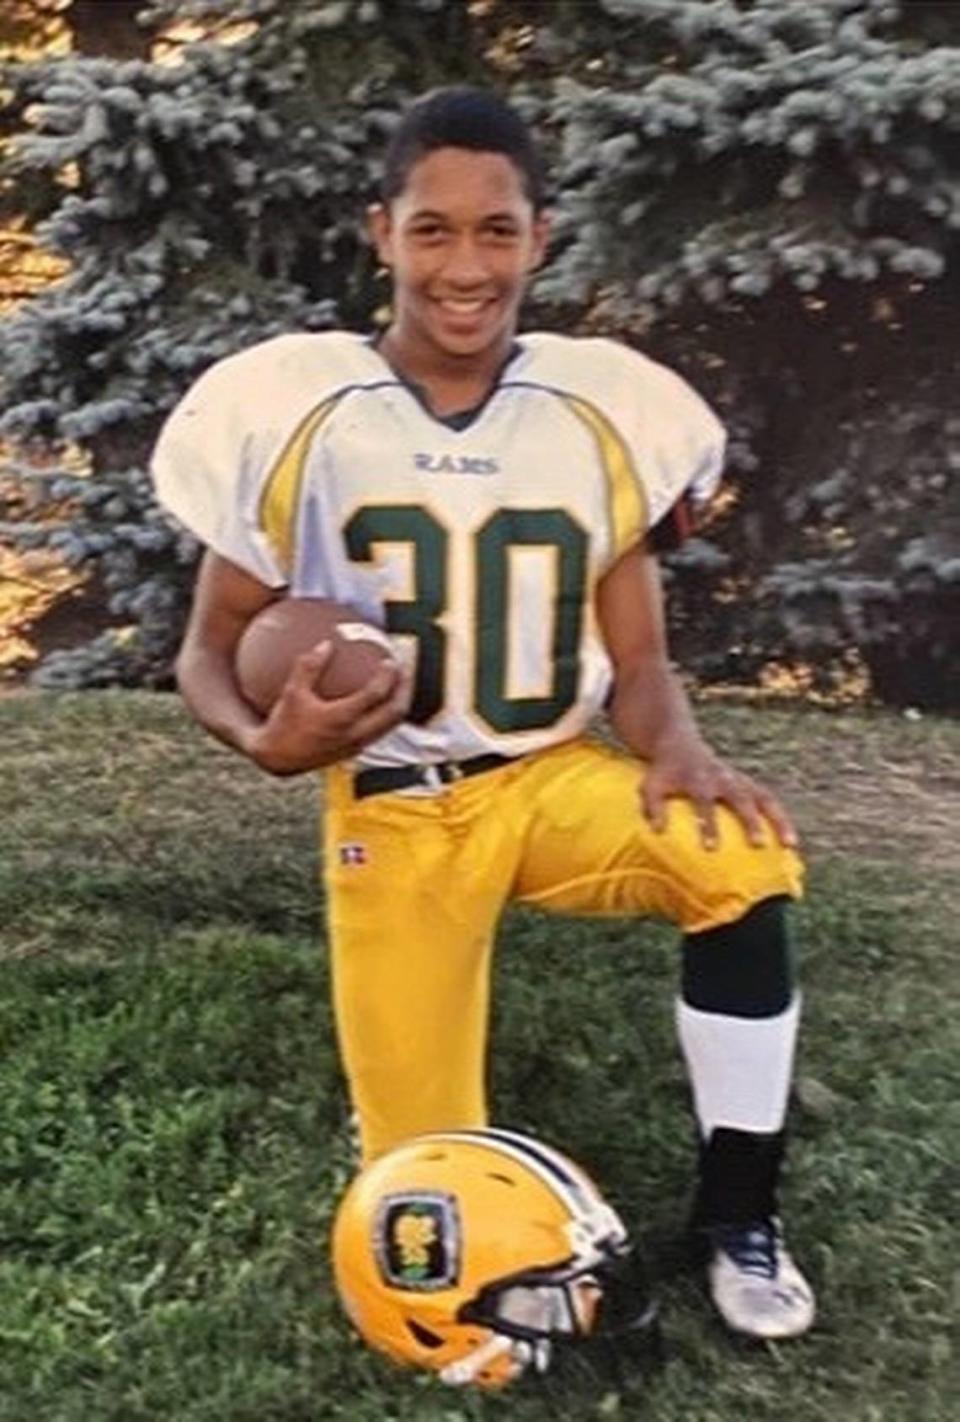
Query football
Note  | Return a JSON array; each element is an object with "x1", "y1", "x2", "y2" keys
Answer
[{"x1": 235, "y1": 597, "x2": 399, "y2": 714}]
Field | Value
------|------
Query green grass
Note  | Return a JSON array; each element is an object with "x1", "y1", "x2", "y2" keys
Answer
[{"x1": 1, "y1": 692, "x2": 957, "y2": 1420}]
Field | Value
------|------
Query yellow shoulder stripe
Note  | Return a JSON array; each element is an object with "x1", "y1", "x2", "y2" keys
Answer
[
  {"x1": 258, "y1": 393, "x2": 343, "y2": 576},
  {"x1": 560, "y1": 393, "x2": 647, "y2": 560}
]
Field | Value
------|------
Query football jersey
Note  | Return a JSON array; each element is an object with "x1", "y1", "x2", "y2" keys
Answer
[{"x1": 151, "y1": 331, "x2": 725, "y2": 768}]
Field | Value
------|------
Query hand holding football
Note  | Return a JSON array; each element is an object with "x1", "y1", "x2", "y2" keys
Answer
[{"x1": 235, "y1": 597, "x2": 399, "y2": 715}]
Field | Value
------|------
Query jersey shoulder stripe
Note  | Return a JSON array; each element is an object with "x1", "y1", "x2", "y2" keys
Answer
[
  {"x1": 498, "y1": 379, "x2": 647, "y2": 562},
  {"x1": 151, "y1": 333, "x2": 392, "y2": 583},
  {"x1": 512, "y1": 334, "x2": 726, "y2": 539}
]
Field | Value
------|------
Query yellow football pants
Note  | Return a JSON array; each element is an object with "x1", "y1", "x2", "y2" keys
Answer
[{"x1": 323, "y1": 738, "x2": 803, "y2": 1162}]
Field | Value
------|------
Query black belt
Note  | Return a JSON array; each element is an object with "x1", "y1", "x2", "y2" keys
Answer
[{"x1": 353, "y1": 753, "x2": 515, "y2": 800}]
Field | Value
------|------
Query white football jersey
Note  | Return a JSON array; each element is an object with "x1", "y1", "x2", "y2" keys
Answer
[{"x1": 152, "y1": 331, "x2": 725, "y2": 768}]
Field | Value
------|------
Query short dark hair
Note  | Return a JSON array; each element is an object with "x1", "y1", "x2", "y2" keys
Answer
[{"x1": 381, "y1": 86, "x2": 548, "y2": 211}]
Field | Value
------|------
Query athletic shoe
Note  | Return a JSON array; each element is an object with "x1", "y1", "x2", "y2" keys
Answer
[{"x1": 707, "y1": 1218, "x2": 815, "y2": 1340}]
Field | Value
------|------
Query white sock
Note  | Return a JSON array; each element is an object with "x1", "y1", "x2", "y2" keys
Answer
[{"x1": 675, "y1": 993, "x2": 801, "y2": 1137}]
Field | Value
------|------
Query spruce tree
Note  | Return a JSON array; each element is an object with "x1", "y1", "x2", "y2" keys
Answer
[
  {"x1": 1, "y1": 0, "x2": 486, "y2": 685},
  {"x1": 541, "y1": 0, "x2": 960, "y2": 706},
  {"x1": 1, "y1": 0, "x2": 956, "y2": 705}
]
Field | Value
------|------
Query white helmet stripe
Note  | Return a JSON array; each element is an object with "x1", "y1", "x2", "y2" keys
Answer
[
  {"x1": 414, "y1": 1128, "x2": 623, "y2": 1236},
  {"x1": 464, "y1": 1128, "x2": 599, "y2": 1209}
]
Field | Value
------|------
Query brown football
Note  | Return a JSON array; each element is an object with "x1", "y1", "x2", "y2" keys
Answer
[{"x1": 235, "y1": 597, "x2": 398, "y2": 714}]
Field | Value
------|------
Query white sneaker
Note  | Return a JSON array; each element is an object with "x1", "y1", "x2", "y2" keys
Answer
[{"x1": 707, "y1": 1219, "x2": 815, "y2": 1340}]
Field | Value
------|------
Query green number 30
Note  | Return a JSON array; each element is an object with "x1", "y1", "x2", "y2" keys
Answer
[{"x1": 343, "y1": 505, "x2": 588, "y2": 732}]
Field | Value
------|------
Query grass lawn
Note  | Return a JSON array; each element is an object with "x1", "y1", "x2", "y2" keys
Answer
[{"x1": 1, "y1": 691, "x2": 957, "y2": 1420}]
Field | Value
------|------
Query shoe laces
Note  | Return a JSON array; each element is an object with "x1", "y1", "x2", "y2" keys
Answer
[{"x1": 713, "y1": 1220, "x2": 778, "y2": 1279}]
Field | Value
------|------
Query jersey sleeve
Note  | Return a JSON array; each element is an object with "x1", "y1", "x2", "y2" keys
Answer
[
  {"x1": 517, "y1": 335, "x2": 727, "y2": 560},
  {"x1": 151, "y1": 350, "x2": 289, "y2": 587},
  {"x1": 616, "y1": 344, "x2": 726, "y2": 539}
]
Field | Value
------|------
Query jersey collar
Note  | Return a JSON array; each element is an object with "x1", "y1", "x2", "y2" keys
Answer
[{"x1": 366, "y1": 335, "x2": 524, "y2": 431}]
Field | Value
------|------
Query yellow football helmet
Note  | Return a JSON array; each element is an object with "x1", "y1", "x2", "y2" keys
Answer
[{"x1": 331, "y1": 1127, "x2": 648, "y2": 1389}]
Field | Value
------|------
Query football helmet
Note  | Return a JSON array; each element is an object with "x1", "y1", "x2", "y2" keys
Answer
[{"x1": 331, "y1": 1127, "x2": 654, "y2": 1389}]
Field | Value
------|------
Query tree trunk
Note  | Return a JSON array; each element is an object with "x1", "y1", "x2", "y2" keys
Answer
[{"x1": 65, "y1": 0, "x2": 151, "y2": 59}]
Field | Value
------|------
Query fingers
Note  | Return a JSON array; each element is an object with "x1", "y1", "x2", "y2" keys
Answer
[
  {"x1": 642, "y1": 761, "x2": 727, "y2": 850},
  {"x1": 695, "y1": 770, "x2": 787, "y2": 851},
  {"x1": 714, "y1": 773, "x2": 767, "y2": 848},
  {"x1": 750, "y1": 782, "x2": 799, "y2": 848},
  {"x1": 641, "y1": 761, "x2": 800, "y2": 853},
  {"x1": 717, "y1": 772, "x2": 800, "y2": 849},
  {"x1": 344, "y1": 672, "x2": 412, "y2": 748},
  {"x1": 322, "y1": 657, "x2": 404, "y2": 715},
  {"x1": 641, "y1": 767, "x2": 670, "y2": 833},
  {"x1": 265, "y1": 647, "x2": 409, "y2": 762},
  {"x1": 311, "y1": 660, "x2": 411, "y2": 753},
  {"x1": 691, "y1": 793, "x2": 721, "y2": 851},
  {"x1": 288, "y1": 639, "x2": 334, "y2": 686},
  {"x1": 287, "y1": 645, "x2": 403, "y2": 712}
]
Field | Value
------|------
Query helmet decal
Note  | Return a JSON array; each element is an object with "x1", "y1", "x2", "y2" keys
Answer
[{"x1": 374, "y1": 1190, "x2": 461, "y2": 1292}]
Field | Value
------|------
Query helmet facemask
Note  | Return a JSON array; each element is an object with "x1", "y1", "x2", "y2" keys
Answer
[{"x1": 449, "y1": 1240, "x2": 643, "y2": 1385}]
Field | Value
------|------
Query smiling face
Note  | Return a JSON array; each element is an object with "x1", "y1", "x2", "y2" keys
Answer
[{"x1": 368, "y1": 147, "x2": 550, "y2": 380}]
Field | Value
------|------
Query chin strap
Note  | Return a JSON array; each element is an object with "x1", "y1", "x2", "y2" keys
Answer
[{"x1": 438, "y1": 1334, "x2": 551, "y2": 1387}]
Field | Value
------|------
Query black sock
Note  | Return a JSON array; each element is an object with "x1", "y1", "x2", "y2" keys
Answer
[{"x1": 691, "y1": 1127, "x2": 785, "y2": 1231}]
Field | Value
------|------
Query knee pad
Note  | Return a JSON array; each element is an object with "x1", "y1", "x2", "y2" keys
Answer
[{"x1": 681, "y1": 896, "x2": 794, "y2": 1018}]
